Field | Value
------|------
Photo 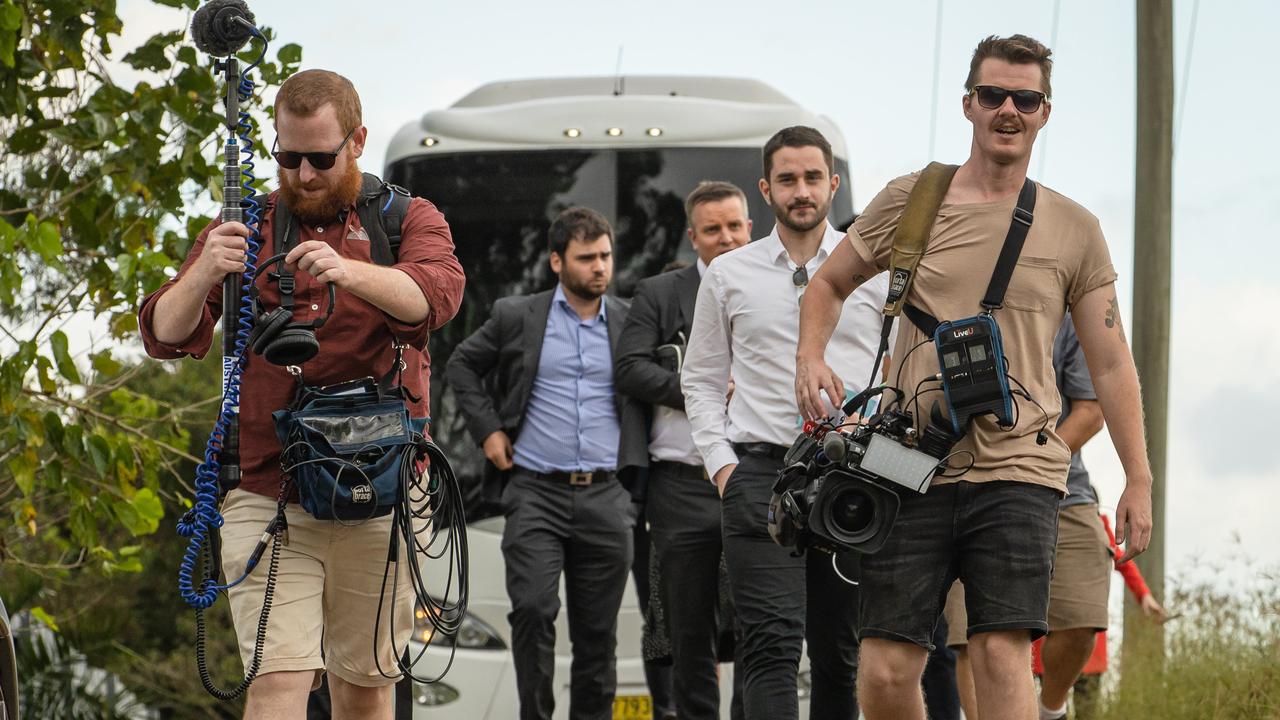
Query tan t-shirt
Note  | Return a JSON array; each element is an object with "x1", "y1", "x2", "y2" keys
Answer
[{"x1": 848, "y1": 171, "x2": 1118, "y2": 492}]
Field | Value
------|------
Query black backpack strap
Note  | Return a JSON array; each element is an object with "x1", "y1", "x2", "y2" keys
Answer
[
  {"x1": 981, "y1": 179, "x2": 1037, "y2": 311},
  {"x1": 356, "y1": 172, "x2": 412, "y2": 267},
  {"x1": 269, "y1": 195, "x2": 298, "y2": 313}
]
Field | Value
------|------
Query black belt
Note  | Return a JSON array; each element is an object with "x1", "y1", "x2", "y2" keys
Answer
[
  {"x1": 650, "y1": 460, "x2": 709, "y2": 481},
  {"x1": 732, "y1": 442, "x2": 790, "y2": 460},
  {"x1": 517, "y1": 466, "x2": 616, "y2": 486}
]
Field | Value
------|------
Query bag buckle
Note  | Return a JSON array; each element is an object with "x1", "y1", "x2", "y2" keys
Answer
[{"x1": 568, "y1": 471, "x2": 593, "y2": 486}]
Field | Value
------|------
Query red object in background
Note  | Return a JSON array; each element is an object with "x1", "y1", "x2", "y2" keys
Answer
[{"x1": 1032, "y1": 632, "x2": 1108, "y2": 675}]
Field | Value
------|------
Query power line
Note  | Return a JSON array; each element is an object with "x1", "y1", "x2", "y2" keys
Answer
[
  {"x1": 1174, "y1": 0, "x2": 1201, "y2": 156},
  {"x1": 1036, "y1": 0, "x2": 1063, "y2": 183},
  {"x1": 927, "y1": 0, "x2": 944, "y2": 160}
]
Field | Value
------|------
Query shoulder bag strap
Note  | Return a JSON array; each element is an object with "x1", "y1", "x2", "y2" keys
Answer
[{"x1": 980, "y1": 178, "x2": 1037, "y2": 311}]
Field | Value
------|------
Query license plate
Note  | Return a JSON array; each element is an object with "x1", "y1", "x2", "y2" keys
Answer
[{"x1": 612, "y1": 694, "x2": 652, "y2": 720}]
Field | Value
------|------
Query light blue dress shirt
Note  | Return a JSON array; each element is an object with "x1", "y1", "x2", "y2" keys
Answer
[{"x1": 513, "y1": 285, "x2": 620, "y2": 473}]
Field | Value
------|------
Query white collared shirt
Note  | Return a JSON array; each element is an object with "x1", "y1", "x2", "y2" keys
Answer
[
  {"x1": 647, "y1": 258, "x2": 708, "y2": 466},
  {"x1": 681, "y1": 223, "x2": 891, "y2": 478}
]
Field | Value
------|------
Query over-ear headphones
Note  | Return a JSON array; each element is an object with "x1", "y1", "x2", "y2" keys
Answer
[{"x1": 247, "y1": 253, "x2": 336, "y2": 366}]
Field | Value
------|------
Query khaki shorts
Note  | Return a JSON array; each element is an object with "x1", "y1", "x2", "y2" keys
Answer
[
  {"x1": 943, "y1": 579, "x2": 968, "y2": 648},
  {"x1": 218, "y1": 489, "x2": 415, "y2": 687},
  {"x1": 1045, "y1": 503, "x2": 1112, "y2": 632},
  {"x1": 942, "y1": 503, "x2": 1112, "y2": 647}
]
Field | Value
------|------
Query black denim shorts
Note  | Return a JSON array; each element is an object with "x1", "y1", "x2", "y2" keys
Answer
[{"x1": 857, "y1": 480, "x2": 1061, "y2": 649}]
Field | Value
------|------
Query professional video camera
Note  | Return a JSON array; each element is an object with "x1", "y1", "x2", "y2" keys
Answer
[{"x1": 768, "y1": 386, "x2": 962, "y2": 556}]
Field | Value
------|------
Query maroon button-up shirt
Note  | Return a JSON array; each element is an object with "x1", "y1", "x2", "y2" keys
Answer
[{"x1": 139, "y1": 191, "x2": 465, "y2": 499}]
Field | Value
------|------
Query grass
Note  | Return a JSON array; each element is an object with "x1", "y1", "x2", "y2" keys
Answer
[{"x1": 1089, "y1": 564, "x2": 1280, "y2": 719}]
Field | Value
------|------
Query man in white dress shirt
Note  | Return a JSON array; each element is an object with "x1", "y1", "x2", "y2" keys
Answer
[{"x1": 681, "y1": 126, "x2": 890, "y2": 720}]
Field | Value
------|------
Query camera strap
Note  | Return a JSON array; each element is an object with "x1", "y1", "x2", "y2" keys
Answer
[
  {"x1": 862, "y1": 162, "x2": 958, "y2": 395},
  {"x1": 901, "y1": 177, "x2": 1038, "y2": 339},
  {"x1": 883, "y1": 162, "x2": 959, "y2": 318}
]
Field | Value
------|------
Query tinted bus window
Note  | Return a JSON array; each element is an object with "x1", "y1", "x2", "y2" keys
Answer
[{"x1": 387, "y1": 148, "x2": 852, "y2": 514}]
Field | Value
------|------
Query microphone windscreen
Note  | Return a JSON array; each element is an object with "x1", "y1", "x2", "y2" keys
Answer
[
  {"x1": 191, "y1": 0, "x2": 256, "y2": 56},
  {"x1": 822, "y1": 432, "x2": 847, "y2": 464}
]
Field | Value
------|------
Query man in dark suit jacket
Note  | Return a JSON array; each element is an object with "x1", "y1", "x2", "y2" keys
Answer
[
  {"x1": 615, "y1": 182, "x2": 754, "y2": 720},
  {"x1": 447, "y1": 207, "x2": 644, "y2": 720}
]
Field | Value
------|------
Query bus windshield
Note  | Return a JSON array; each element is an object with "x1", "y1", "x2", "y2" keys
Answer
[{"x1": 386, "y1": 147, "x2": 852, "y2": 514}]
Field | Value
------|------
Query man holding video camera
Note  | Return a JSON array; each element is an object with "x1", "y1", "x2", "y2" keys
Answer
[
  {"x1": 682, "y1": 126, "x2": 890, "y2": 720},
  {"x1": 794, "y1": 35, "x2": 1153, "y2": 720}
]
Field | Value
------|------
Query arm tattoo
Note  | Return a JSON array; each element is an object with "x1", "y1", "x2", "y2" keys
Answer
[
  {"x1": 851, "y1": 274, "x2": 868, "y2": 285},
  {"x1": 1104, "y1": 296, "x2": 1121, "y2": 329}
]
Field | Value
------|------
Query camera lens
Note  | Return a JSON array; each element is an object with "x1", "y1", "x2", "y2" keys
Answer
[{"x1": 826, "y1": 485, "x2": 876, "y2": 538}]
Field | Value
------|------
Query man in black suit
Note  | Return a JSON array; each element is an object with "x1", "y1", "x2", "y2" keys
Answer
[
  {"x1": 615, "y1": 181, "x2": 753, "y2": 720},
  {"x1": 447, "y1": 207, "x2": 645, "y2": 720}
]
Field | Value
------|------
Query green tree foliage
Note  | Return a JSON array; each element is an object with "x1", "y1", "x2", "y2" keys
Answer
[
  {"x1": 0, "y1": 0, "x2": 298, "y2": 614},
  {"x1": 6, "y1": 345, "x2": 247, "y2": 718},
  {"x1": 1, "y1": 1, "x2": 301, "y2": 712}
]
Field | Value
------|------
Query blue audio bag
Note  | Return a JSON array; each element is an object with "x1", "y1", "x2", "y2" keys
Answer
[{"x1": 273, "y1": 376, "x2": 426, "y2": 521}]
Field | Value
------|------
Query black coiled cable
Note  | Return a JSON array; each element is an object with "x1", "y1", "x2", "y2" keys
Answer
[
  {"x1": 194, "y1": 493, "x2": 286, "y2": 700},
  {"x1": 374, "y1": 437, "x2": 469, "y2": 684}
]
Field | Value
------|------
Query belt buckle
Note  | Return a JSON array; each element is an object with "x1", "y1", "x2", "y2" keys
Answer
[{"x1": 568, "y1": 471, "x2": 593, "y2": 486}]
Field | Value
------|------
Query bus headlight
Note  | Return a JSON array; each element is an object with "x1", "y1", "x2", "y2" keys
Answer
[
  {"x1": 412, "y1": 679, "x2": 460, "y2": 706},
  {"x1": 414, "y1": 606, "x2": 507, "y2": 650}
]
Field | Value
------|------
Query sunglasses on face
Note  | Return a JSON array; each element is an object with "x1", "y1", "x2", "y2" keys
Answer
[
  {"x1": 272, "y1": 128, "x2": 356, "y2": 170},
  {"x1": 970, "y1": 85, "x2": 1048, "y2": 114}
]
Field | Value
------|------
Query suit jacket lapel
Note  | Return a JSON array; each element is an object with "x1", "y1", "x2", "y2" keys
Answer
[
  {"x1": 676, "y1": 263, "x2": 700, "y2": 337},
  {"x1": 605, "y1": 294, "x2": 624, "y2": 351},
  {"x1": 522, "y1": 290, "x2": 554, "y2": 402},
  {"x1": 604, "y1": 294, "x2": 628, "y2": 422}
]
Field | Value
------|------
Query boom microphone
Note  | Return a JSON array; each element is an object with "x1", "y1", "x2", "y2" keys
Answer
[
  {"x1": 822, "y1": 431, "x2": 848, "y2": 464},
  {"x1": 191, "y1": 0, "x2": 256, "y2": 56}
]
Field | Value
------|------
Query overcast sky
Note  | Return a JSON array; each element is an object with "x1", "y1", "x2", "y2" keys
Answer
[{"x1": 114, "y1": 0, "x2": 1280, "y2": 591}]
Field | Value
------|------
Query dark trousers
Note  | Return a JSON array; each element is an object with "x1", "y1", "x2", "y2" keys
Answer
[
  {"x1": 502, "y1": 471, "x2": 636, "y2": 720},
  {"x1": 721, "y1": 454, "x2": 860, "y2": 720},
  {"x1": 632, "y1": 517, "x2": 675, "y2": 719},
  {"x1": 648, "y1": 460, "x2": 744, "y2": 720}
]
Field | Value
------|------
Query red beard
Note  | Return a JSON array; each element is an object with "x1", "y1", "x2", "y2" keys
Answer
[{"x1": 277, "y1": 160, "x2": 362, "y2": 225}]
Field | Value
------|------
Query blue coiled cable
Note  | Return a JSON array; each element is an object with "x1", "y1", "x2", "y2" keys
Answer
[{"x1": 177, "y1": 27, "x2": 269, "y2": 609}]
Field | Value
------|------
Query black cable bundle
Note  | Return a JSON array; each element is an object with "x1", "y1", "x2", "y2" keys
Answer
[{"x1": 374, "y1": 438, "x2": 469, "y2": 683}]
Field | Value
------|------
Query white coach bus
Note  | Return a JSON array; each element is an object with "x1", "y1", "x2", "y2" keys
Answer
[{"x1": 383, "y1": 76, "x2": 849, "y2": 720}]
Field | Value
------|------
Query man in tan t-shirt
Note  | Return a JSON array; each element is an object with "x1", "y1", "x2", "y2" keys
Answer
[{"x1": 794, "y1": 34, "x2": 1154, "y2": 720}]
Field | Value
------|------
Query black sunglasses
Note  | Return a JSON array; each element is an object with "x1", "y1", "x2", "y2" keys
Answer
[
  {"x1": 272, "y1": 128, "x2": 356, "y2": 170},
  {"x1": 970, "y1": 85, "x2": 1047, "y2": 114},
  {"x1": 792, "y1": 266, "x2": 809, "y2": 288}
]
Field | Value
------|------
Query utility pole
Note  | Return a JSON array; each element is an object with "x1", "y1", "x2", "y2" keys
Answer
[{"x1": 1125, "y1": 0, "x2": 1173, "y2": 665}]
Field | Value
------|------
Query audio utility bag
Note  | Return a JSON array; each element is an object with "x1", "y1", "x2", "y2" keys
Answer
[{"x1": 272, "y1": 347, "x2": 427, "y2": 521}]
